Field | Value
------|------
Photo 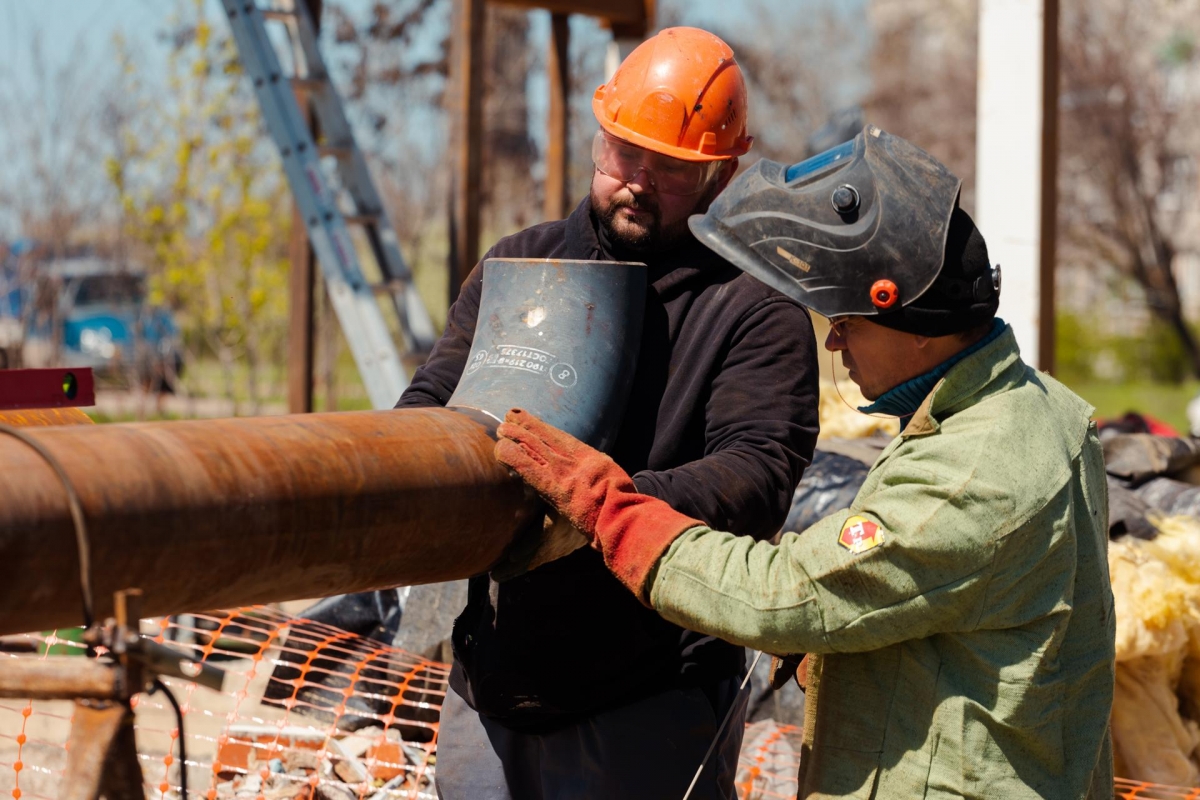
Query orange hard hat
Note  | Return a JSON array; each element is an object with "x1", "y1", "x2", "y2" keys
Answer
[{"x1": 592, "y1": 27, "x2": 753, "y2": 163}]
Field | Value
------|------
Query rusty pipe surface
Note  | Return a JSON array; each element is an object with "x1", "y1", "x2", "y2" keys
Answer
[
  {"x1": 0, "y1": 407, "x2": 536, "y2": 635},
  {"x1": 0, "y1": 259, "x2": 648, "y2": 636}
]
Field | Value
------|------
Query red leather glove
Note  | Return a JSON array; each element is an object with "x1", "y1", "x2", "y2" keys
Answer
[{"x1": 494, "y1": 408, "x2": 703, "y2": 603}]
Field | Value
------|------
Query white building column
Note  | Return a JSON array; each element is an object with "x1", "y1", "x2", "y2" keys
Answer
[
  {"x1": 975, "y1": 0, "x2": 1059, "y2": 371},
  {"x1": 605, "y1": 37, "x2": 641, "y2": 80}
]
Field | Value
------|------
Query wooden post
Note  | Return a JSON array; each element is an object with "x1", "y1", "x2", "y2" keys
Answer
[
  {"x1": 451, "y1": 0, "x2": 486, "y2": 305},
  {"x1": 445, "y1": 0, "x2": 651, "y2": 299},
  {"x1": 544, "y1": 13, "x2": 571, "y2": 220},
  {"x1": 1037, "y1": 0, "x2": 1059, "y2": 374},
  {"x1": 286, "y1": 0, "x2": 323, "y2": 413},
  {"x1": 287, "y1": 181, "x2": 316, "y2": 414}
]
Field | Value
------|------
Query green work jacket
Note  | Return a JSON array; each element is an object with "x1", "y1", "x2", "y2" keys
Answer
[{"x1": 647, "y1": 326, "x2": 1115, "y2": 799}]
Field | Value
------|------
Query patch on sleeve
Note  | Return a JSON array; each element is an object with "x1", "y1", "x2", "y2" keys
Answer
[{"x1": 838, "y1": 515, "x2": 885, "y2": 554}]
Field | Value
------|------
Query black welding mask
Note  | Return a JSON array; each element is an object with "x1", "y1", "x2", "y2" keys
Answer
[{"x1": 689, "y1": 125, "x2": 1000, "y2": 336}]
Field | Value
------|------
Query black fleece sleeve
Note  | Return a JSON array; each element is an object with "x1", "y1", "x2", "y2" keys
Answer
[
  {"x1": 631, "y1": 297, "x2": 820, "y2": 540},
  {"x1": 394, "y1": 261, "x2": 485, "y2": 409}
]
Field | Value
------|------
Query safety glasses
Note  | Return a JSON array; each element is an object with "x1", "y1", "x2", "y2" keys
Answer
[
  {"x1": 827, "y1": 316, "x2": 853, "y2": 341},
  {"x1": 591, "y1": 131, "x2": 722, "y2": 196}
]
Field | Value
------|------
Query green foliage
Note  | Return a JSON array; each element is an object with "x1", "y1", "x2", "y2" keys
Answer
[
  {"x1": 1135, "y1": 320, "x2": 1190, "y2": 384},
  {"x1": 1068, "y1": 380, "x2": 1200, "y2": 434},
  {"x1": 1160, "y1": 31, "x2": 1196, "y2": 66},
  {"x1": 1056, "y1": 312, "x2": 1194, "y2": 384},
  {"x1": 1059, "y1": 316, "x2": 1200, "y2": 432},
  {"x1": 1054, "y1": 312, "x2": 1097, "y2": 384},
  {"x1": 106, "y1": 0, "x2": 290, "y2": 406}
]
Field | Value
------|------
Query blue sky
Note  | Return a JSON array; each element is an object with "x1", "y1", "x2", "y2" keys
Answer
[
  {"x1": 1, "y1": 0, "x2": 868, "y2": 117},
  {"x1": 0, "y1": 0, "x2": 869, "y2": 238},
  {"x1": 2, "y1": 0, "x2": 171, "y2": 84}
]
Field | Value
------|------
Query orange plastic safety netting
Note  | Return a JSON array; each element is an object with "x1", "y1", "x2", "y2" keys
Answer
[
  {"x1": 735, "y1": 720, "x2": 802, "y2": 799},
  {"x1": 1, "y1": 608, "x2": 1197, "y2": 800},
  {"x1": 1116, "y1": 778, "x2": 1200, "y2": 799},
  {"x1": 0, "y1": 606, "x2": 447, "y2": 799}
]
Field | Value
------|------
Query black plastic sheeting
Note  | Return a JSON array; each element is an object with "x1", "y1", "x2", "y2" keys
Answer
[
  {"x1": 1103, "y1": 433, "x2": 1200, "y2": 537},
  {"x1": 1102, "y1": 433, "x2": 1200, "y2": 487},
  {"x1": 782, "y1": 450, "x2": 871, "y2": 535},
  {"x1": 296, "y1": 590, "x2": 405, "y2": 644},
  {"x1": 1107, "y1": 479, "x2": 1158, "y2": 540},
  {"x1": 1137, "y1": 477, "x2": 1200, "y2": 520}
]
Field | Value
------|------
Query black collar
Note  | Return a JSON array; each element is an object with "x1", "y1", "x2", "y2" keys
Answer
[{"x1": 564, "y1": 196, "x2": 730, "y2": 289}]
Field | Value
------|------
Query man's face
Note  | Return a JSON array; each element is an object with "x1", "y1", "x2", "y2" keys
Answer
[
  {"x1": 589, "y1": 133, "x2": 732, "y2": 252},
  {"x1": 825, "y1": 316, "x2": 926, "y2": 400}
]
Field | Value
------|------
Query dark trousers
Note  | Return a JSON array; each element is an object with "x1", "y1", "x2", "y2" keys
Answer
[{"x1": 435, "y1": 676, "x2": 749, "y2": 800}]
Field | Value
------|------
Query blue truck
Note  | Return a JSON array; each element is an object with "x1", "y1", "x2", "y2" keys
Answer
[{"x1": 0, "y1": 245, "x2": 183, "y2": 389}]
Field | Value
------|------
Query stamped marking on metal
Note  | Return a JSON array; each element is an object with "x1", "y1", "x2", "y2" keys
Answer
[
  {"x1": 479, "y1": 345, "x2": 554, "y2": 376},
  {"x1": 466, "y1": 346, "x2": 580, "y2": 388},
  {"x1": 550, "y1": 363, "x2": 578, "y2": 388},
  {"x1": 466, "y1": 349, "x2": 488, "y2": 375}
]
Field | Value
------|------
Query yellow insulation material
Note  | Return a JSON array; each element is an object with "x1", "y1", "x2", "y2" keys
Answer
[
  {"x1": 817, "y1": 379, "x2": 901, "y2": 440},
  {"x1": 1110, "y1": 536, "x2": 1192, "y2": 661},
  {"x1": 1110, "y1": 516, "x2": 1200, "y2": 784},
  {"x1": 1112, "y1": 653, "x2": 1200, "y2": 785}
]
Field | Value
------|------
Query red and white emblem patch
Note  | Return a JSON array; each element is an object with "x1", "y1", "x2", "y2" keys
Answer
[{"x1": 838, "y1": 515, "x2": 885, "y2": 554}]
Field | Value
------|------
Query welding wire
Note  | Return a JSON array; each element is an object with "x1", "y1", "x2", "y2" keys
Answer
[
  {"x1": 681, "y1": 649, "x2": 764, "y2": 800},
  {"x1": 152, "y1": 678, "x2": 187, "y2": 798},
  {"x1": 828, "y1": 344, "x2": 900, "y2": 422}
]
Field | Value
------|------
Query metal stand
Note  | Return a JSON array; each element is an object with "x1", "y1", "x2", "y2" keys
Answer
[{"x1": 0, "y1": 590, "x2": 224, "y2": 800}]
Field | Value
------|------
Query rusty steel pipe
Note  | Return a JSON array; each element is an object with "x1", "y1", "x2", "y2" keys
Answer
[
  {"x1": 0, "y1": 259, "x2": 648, "y2": 636},
  {"x1": 0, "y1": 407, "x2": 536, "y2": 635}
]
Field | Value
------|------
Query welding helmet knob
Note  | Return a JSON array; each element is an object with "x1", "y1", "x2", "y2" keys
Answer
[
  {"x1": 831, "y1": 184, "x2": 860, "y2": 215},
  {"x1": 870, "y1": 279, "x2": 899, "y2": 309}
]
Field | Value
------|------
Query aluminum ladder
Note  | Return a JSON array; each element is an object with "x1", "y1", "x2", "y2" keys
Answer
[{"x1": 221, "y1": 0, "x2": 438, "y2": 409}]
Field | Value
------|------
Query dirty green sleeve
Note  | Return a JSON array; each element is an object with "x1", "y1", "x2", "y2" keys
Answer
[{"x1": 646, "y1": 459, "x2": 1011, "y2": 655}]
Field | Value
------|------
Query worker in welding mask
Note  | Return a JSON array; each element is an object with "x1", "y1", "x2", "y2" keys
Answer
[{"x1": 495, "y1": 126, "x2": 1116, "y2": 800}]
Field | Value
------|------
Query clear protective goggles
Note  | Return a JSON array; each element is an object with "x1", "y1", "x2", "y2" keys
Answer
[{"x1": 591, "y1": 130, "x2": 723, "y2": 196}]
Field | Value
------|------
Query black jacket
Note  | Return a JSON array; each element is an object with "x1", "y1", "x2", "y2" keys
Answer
[{"x1": 397, "y1": 198, "x2": 819, "y2": 730}]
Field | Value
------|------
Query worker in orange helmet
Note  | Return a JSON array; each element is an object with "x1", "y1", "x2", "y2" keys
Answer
[
  {"x1": 398, "y1": 27, "x2": 821, "y2": 800},
  {"x1": 587, "y1": 26, "x2": 753, "y2": 253}
]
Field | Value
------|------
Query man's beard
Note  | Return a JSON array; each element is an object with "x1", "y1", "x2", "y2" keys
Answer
[{"x1": 591, "y1": 189, "x2": 702, "y2": 253}]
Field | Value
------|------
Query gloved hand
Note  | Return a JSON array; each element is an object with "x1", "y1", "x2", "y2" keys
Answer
[
  {"x1": 768, "y1": 654, "x2": 808, "y2": 690},
  {"x1": 494, "y1": 408, "x2": 704, "y2": 603}
]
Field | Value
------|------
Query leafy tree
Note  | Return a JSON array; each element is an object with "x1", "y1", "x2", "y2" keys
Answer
[
  {"x1": 107, "y1": 0, "x2": 291, "y2": 412},
  {"x1": 1059, "y1": 0, "x2": 1200, "y2": 379}
]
